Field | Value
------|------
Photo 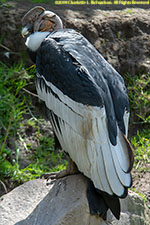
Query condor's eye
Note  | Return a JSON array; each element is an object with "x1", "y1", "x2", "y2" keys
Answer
[{"x1": 45, "y1": 14, "x2": 56, "y2": 23}]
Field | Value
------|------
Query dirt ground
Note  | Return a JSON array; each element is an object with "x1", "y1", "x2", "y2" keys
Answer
[{"x1": 132, "y1": 169, "x2": 150, "y2": 208}]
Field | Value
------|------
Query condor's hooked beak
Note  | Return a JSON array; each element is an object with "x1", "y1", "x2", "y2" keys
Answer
[{"x1": 21, "y1": 24, "x2": 33, "y2": 38}]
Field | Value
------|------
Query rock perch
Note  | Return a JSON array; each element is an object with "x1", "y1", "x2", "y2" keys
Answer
[{"x1": 0, "y1": 174, "x2": 149, "y2": 225}]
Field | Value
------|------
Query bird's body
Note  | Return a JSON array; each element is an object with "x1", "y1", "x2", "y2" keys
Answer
[{"x1": 22, "y1": 7, "x2": 134, "y2": 220}]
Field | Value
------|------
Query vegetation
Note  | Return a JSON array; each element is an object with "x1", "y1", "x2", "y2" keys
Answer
[
  {"x1": 0, "y1": 0, "x2": 55, "y2": 5},
  {"x1": 131, "y1": 129, "x2": 150, "y2": 171},
  {"x1": 126, "y1": 73, "x2": 150, "y2": 125},
  {"x1": 131, "y1": 187, "x2": 147, "y2": 203},
  {"x1": 0, "y1": 62, "x2": 67, "y2": 191},
  {"x1": 125, "y1": 73, "x2": 150, "y2": 172}
]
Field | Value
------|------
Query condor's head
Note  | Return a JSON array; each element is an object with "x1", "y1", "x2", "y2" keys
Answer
[{"x1": 21, "y1": 6, "x2": 63, "y2": 52}]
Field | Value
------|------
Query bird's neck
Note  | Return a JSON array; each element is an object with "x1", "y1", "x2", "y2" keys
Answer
[{"x1": 25, "y1": 31, "x2": 50, "y2": 52}]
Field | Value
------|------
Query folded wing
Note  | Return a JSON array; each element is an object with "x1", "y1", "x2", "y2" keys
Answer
[{"x1": 35, "y1": 29, "x2": 133, "y2": 197}]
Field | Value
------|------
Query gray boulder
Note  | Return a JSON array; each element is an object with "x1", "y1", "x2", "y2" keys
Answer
[{"x1": 0, "y1": 174, "x2": 149, "y2": 225}]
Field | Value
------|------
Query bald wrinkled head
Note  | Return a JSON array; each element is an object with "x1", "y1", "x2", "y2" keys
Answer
[{"x1": 21, "y1": 6, "x2": 63, "y2": 37}]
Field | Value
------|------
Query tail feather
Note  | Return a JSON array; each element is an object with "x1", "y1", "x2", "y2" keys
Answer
[
  {"x1": 87, "y1": 180, "x2": 108, "y2": 220},
  {"x1": 101, "y1": 191, "x2": 121, "y2": 220},
  {"x1": 87, "y1": 180, "x2": 121, "y2": 220}
]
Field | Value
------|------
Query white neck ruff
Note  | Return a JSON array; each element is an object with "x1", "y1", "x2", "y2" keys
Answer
[{"x1": 25, "y1": 32, "x2": 50, "y2": 52}]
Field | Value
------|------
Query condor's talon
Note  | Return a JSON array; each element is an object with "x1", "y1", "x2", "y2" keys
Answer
[
  {"x1": 40, "y1": 172, "x2": 58, "y2": 180},
  {"x1": 40, "y1": 171, "x2": 67, "y2": 180},
  {"x1": 40, "y1": 158, "x2": 79, "y2": 181}
]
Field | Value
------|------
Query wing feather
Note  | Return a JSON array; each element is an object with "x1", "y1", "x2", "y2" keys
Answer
[
  {"x1": 96, "y1": 147, "x2": 113, "y2": 195},
  {"x1": 36, "y1": 77, "x2": 132, "y2": 197},
  {"x1": 116, "y1": 131, "x2": 133, "y2": 173},
  {"x1": 123, "y1": 110, "x2": 130, "y2": 137},
  {"x1": 88, "y1": 141, "x2": 107, "y2": 192},
  {"x1": 111, "y1": 147, "x2": 132, "y2": 187},
  {"x1": 98, "y1": 131, "x2": 125, "y2": 197}
]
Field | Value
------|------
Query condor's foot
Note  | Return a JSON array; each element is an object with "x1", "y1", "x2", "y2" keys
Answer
[{"x1": 40, "y1": 158, "x2": 79, "y2": 180}]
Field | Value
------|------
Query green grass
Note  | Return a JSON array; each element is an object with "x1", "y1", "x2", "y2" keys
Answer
[
  {"x1": 0, "y1": 0, "x2": 55, "y2": 4},
  {"x1": 131, "y1": 129, "x2": 150, "y2": 171},
  {"x1": 131, "y1": 187, "x2": 147, "y2": 203},
  {"x1": 125, "y1": 73, "x2": 150, "y2": 125},
  {"x1": 0, "y1": 61, "x2": 31, "y2": 182},
  {"x1": 126, "y1": 73, "x2": 150, "y2": 172},
  {"x1": 29, "y1": 0, "x2": 54, "y2": 3},
  {"x1": 125, "y1": 73, "x2": 150, "y2": 171},
  {"x1": 0, "y1": 62, "x2": 66, "y2": 186},
  {"x1": 0, "y1": 62, "x2": 29, "y2": 149}
]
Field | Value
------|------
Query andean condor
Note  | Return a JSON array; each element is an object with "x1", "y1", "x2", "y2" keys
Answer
[{"x1": 21, "y1": 6, "x2": 134, "y2": 220}]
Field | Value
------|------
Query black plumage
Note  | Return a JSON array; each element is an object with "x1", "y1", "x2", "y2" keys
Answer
[{"x1": 36, "y1": 29, "x2": 129, "y2": 146}]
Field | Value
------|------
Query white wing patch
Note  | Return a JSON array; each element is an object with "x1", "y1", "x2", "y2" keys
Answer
[{"x1": 36, "y1": 74, "x2": 131, "y2": 197}]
